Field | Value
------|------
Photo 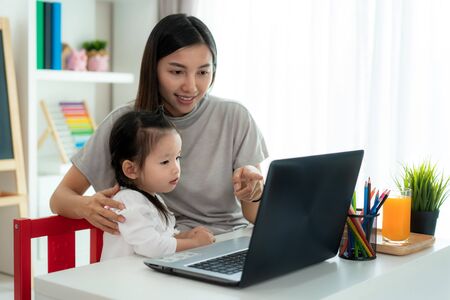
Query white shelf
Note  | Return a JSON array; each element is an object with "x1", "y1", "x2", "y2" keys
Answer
[{"x1": 36, "y1": 69, "x2": 134, "y2": 83}]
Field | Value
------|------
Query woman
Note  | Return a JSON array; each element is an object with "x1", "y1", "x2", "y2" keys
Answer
[{"x1": 50, "y1": 14, "x2": 269, "y2": 235}]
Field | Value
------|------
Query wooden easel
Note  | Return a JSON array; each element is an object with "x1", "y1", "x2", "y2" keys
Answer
[{"x1": 0, "y1": 17, "x2": 28, "y2": 217}]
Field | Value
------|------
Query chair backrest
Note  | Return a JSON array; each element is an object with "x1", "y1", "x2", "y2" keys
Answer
[{"x1": 13, "y1": 215, "x2": 103, "y2": 300}]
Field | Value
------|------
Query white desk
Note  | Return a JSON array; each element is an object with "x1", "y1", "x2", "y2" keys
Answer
[{"x1": 35, "y1": 228, "x2": 450, "y2": 300}]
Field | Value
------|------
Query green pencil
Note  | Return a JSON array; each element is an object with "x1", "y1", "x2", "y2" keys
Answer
[{"x1": 352, "y1": 191, "x2": 356, "y2": 210}]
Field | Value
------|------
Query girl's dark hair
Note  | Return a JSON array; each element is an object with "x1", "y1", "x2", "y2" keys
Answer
[
  {"x1": 109, "y1": 107, "x2": 177, "y2": 224},
  {"x1": 135, "y1": 13, "x2": 217, "y2": 111}
]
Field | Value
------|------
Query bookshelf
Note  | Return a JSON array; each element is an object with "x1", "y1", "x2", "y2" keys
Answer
[
  {"x1": 28, "y1": 0, "x2": 134, "y2": 220},
  {"x1": 27, "y1": 0, "x2": 159, "y2": 212},
  {"x1": 26, "y1": 0, "x2": 157, "y2": 213},
  {"x1": 25, "y1": 0, "x2": 159, "y2": 214}
]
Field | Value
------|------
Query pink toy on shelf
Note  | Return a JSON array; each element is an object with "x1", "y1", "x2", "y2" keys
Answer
[{"x1": 66, "y1": 49, "x2": 87, "y2": 71}]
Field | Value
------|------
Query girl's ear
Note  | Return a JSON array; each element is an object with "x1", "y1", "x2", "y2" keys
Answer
[{"x1": 122, "y1": 160, "x2": 138, "y2": 179}]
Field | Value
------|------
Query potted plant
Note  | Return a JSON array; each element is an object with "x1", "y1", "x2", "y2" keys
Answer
[
  {"x1": 82, "y1": 39, "x2": 109, "y2": 71},
  {"x1": 395, "y1": 161, "x2": 450, "y2": 235}
]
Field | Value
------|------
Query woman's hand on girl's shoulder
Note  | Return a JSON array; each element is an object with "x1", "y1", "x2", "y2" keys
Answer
[
  {"x1": 82, "y1": 184, "x2": 126, "y2": 235},
  {"x1": 232, "y1": 165, "x2": 264, "y2": 202}
]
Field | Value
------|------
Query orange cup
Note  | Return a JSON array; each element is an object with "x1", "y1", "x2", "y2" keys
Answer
[{"x1": 382, "y1": 189, "x2": 411, "y2": 244}]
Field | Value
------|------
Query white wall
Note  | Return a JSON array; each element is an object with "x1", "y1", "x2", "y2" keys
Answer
[{"x1": 112, "y1": 0, "x2": 158, "y2": 108}]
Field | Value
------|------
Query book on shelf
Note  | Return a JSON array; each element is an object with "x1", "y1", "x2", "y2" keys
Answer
[
  {"x1": 38, "y1": 1, "x2": 62, "y2": 70},
  {"x1": 43, "y1": 2, "x2": 52, "y2": 69},
  {"x1": 51, "y1": 2, "x2": 62, "y2": 70},
  {"x1": 36, "y1": 1, "x2": 44, "y2": 69}
]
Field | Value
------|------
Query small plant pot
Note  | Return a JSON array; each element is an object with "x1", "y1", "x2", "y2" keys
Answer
[
  {"x1": 87, "y1": 50, "x2": 109, "y2": 72},
  {"x1": 410, "y1": 210, "x2": 439, "y2": 236}
]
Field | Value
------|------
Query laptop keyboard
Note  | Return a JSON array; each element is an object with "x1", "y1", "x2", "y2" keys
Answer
[{"x1": 189, "y1": 250, "x2": 248, "y2": 275}]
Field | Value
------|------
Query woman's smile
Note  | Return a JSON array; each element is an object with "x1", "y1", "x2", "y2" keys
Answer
[{"x1": 175, "y1": 94, "x2": 197, "y2": 104}]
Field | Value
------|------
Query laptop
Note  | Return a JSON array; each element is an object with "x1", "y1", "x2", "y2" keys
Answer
[{"x1": 144, "y1": 150, "x2": 364, "y2": 287}]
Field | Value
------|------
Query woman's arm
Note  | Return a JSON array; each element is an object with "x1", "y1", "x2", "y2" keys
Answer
[
  {"x1": 233, "y1": 164, "x2": 264, "y2": 223},
  {"x1": 50, "y1": 165, "x2": 125, "y2": 234},
  {"x1": 240, "y1": 198, "x2": 260, "y2": 224}
]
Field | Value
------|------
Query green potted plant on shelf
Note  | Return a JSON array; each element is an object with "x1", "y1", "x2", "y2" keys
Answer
[
  {"x1": 395, "y1": 161, "x2": 450, "y2": 235},
  {"x1": 82, "y1": 39, "x2": 109, "y2": 72}
]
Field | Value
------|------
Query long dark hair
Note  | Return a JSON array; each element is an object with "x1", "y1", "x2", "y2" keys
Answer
[
  {"x1": 109, "y1": 108, "x2": 177, "y2": 224},
  {"x1": 135, "y1": 13, "x2": 217, "y2": 111}
]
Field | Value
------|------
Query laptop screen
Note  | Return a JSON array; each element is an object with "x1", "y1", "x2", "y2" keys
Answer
[{"x1": 240, "y1": 150, "x2": 363, "y2": 287}]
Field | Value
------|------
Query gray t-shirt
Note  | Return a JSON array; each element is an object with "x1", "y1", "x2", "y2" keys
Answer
[{"x1": 72, "y1": 94, "x2": 269, "y2": 234}]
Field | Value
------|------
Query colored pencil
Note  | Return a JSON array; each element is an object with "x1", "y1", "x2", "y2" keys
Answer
[
  {"x1": 346, "y1": 218, "x2": 374, "y2": 257},
  {"x1": 352, "y1": 191, "x2": 356, "y2": 210},
  {"x1": 367, "y1": 177, "x2": 372, "y2": 214},
  {"x1": 375, "y1": 190, "x2": 391, "y2": 214},
  {"x1": 348, "y1": 207, "x2": 375, "y2": 256}
]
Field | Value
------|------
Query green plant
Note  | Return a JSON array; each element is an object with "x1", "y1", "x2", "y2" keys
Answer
[
  {"x1": 395, "y1": 161, "x2": 450, "y2": 211},
  {"x1": 82, "y1": 40, "x2": 107, "y2": 52}
]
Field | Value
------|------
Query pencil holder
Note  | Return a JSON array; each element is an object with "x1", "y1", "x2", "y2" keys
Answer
[{"x1": 339, "y1": 211, "x2": 379, "y2": 261}]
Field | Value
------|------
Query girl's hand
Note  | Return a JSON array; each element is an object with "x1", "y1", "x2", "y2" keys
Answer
[
  {"x1": 176, "y1": 228, "x2": 215, "y2": 251},
  {"x1": 184, "y1": 226, "x2": 212, "y2": 239},
  {"x1": 192, "y1": 230, "x2": 215, "y2": 247},
  {"x1": 82, "y1": 184, "x2": 125, "y2": 234},
  {"x1": 232, "y1": 165, "x2": 264, "y2": 202}
]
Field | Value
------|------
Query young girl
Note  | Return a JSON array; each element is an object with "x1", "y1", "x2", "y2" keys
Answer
[
  {"x1": 101, "y1": 108, "x2": 214, "y2": 260},
  {"x1": 50, "y1": 14, "x2": 268, "y2": 235}
]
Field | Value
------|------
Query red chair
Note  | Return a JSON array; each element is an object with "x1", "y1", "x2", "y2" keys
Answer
[{"x1": 13, "y1": 215, "x2": 103, "y2": 300}]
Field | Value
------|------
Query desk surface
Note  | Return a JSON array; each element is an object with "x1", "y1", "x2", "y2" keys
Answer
[{"x1": 35, "y1": 228, "x2": 450, "y2": 300}]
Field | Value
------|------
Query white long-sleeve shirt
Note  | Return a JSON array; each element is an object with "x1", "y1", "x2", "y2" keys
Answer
[{"x1": 101, "y1": 189, "x2": 179, "y2": 261}]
